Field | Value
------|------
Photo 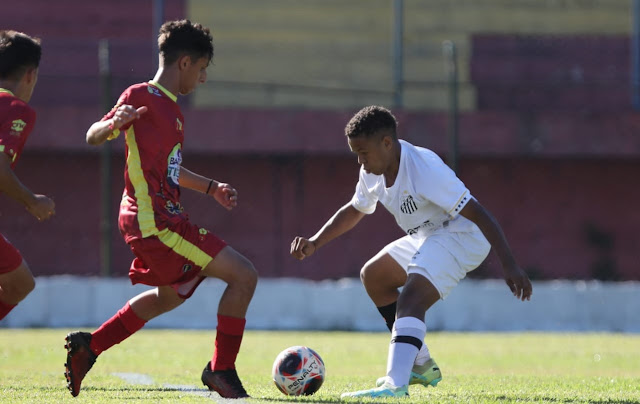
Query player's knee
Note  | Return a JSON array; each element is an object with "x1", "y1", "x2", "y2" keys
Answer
[
  {"x1": 360, "y1": 262, "x2": 380, "y2": 286},
  {"x1": 3, "y1": 277, "x2": 35, "y2": 303},
  {"x1": 397, "y1": 275, "x2": 439, "y2": 315},
  {"x1": 232, "y1": 257, "x2": 258, "y2": 295},
  {"x1": 240, "y1": 260, "x2": 258, "y2": 293},
  {"x1": 24, "y1": 276, "x2": 35, "y2": 296}
]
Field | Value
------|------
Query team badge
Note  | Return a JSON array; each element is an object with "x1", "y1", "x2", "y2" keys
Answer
[
  {"x1": 182, "y1": 264, "x2": 192, "y2": 273},
  {"x1": 400, "y1": 195, "x2": 418, "y2": 214},
  {"x1": 10, "y1": 119, "x2": 26, "y2": 136},
  {"x1": 199, "y1": 228, "x2": 209, "y2": 241}
]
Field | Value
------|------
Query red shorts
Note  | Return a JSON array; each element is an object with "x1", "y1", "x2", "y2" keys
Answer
[
  {"x1": 0, "y1": 233, "x2": 23, "y2": 274},
  {"x1": 128, "y1": 221, "x2": 227, "y2": 299}
]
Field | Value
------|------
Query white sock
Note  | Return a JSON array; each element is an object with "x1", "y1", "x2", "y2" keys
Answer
[
  {"x1": 414, "y1": 340, "x2": 431, "y2": 366},
  {"x1": 386, "y1": 316, "x2": 426, "y2": 387}
]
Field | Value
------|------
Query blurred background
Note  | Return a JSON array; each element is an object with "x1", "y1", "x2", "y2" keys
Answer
[{"x1": 1, "y1": 0, "x2": 638, "y2": 330}]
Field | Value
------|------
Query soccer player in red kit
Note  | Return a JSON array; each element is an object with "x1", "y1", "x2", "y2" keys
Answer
[
  {"x1": 0, "y1": 30, "x2": 56, "y2": 321},
  {"x1": 64, "y1": 20, "x2": 257, "y2": 399}
]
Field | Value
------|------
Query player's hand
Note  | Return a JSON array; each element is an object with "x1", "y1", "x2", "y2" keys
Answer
[
  {"x1": 110, "y1": 105, "x2": 148, "y2": 130},
  {"x1": 503, "y1": 264, "x2": 532, "y2": 301},
  {"x1": 26, "y1": 194, "x2": 55, "y2": 222},
  {"x1": 290, "y1": 237, "x2": 316, "y2": 261},
  {"x1": 212, "y1": 182, "x2": 237, "y2": 210}
]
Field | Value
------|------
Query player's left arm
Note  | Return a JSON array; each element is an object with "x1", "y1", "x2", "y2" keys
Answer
[
  {"x1": 180, "y1": 167, "x2": 237, "y2": 210},
  {"x1": 0, "y1": 153, "x2": 55, "y2": 221},
  {"x1": 459, "y1": 198, "x2": 532, "y2": 301}
]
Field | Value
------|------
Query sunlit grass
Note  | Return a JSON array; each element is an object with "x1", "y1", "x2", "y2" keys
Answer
[{"x1": 0, "y1": 329, "x2": 638, "y2": 403}]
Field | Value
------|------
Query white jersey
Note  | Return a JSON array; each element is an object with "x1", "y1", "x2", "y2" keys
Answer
[{"x1": 351, "y1": 139, "x2": 478, "y2": 238}]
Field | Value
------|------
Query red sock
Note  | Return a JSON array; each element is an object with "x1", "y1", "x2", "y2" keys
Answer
[
  {"x1": 0, "y1": 300, "x2": 17, "y2": 321},
  {"x1": 90, "y1": 302, "x2": 147, "y2": 356},
  {"x1": 211, "y1": 314, "x2": 246, "y2": 371}
]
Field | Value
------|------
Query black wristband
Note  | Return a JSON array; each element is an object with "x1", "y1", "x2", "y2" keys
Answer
[{"x1": 205, "y1": 179, "x2": 213, "y2": 195}]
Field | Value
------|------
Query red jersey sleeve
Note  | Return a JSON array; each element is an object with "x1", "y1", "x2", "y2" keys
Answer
[
  {"x1": 101, "y1": 87, "x2": 139, "y2": 140},
  {"x1": 0, "y1": 101, "x2": 36, "y2": 168}
]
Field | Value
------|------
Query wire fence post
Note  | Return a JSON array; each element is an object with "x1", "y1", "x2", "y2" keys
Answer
[
  {"x1": 443, "y1": 40, "x2": 459, "y2": 174},
  {"x1": 99, "y1": 39, "x2": 112, "y2": 277},
  {"x1": 152, "y1": 0, "x2": 165, "y2": 70},
  {"x1": 632, "y1": 0, "x2": 640, "y2": 110},
  {"x1": 392, "y1": 0, "x2": 404, "y2": 108}
]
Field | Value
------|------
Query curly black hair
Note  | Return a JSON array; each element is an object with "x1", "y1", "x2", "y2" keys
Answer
[
  {"x1": 0, "y1": 30, "x2": 41, "y2": 80},
  {"x1": 158, "y1": 20, "x2": 214, "y2": 66},
  {"x1": 344, "y1": 105, "x2": 398, "y2": 139}
]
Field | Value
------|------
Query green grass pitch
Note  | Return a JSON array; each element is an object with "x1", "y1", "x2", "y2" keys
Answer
[{"x1": 1, "y1": 329, "x2": 639, "y2": 403}]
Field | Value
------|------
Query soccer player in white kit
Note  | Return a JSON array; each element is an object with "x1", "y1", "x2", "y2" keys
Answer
[{"x1": 290, "y1": 105, "x2": 532, "y2": 399}]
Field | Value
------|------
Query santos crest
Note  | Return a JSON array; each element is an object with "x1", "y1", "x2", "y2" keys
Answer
[{"x1": 400, "y1": 195, "x2": 418, "y2": 214}]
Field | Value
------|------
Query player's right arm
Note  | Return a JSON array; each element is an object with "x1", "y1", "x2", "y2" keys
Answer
[
  {"x1": 86, "y1": 105, "x2": 147, "y2": 146},
  {"x1": 0, "y1": 153, "x2": 54, "y2": 221},
  {"x1": 290, "y1": 203, "x2": 365, "y2": 260}
]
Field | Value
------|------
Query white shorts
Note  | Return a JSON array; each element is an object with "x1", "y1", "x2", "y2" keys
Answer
[{"x1": 381, "y1": 228, "x2": 491, "y2": 299}]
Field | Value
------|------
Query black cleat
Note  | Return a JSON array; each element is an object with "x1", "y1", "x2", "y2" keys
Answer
[
  {"x1": 64, "y1": 331, "x2": 97, "y2": 397},
  {"x1": 201, "y1": 361, "x2": 249, "y2": 398}
]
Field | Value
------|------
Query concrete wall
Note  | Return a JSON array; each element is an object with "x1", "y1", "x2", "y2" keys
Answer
[{"x1": 2, "y1": 277, "x2": 638, "y2": 332}]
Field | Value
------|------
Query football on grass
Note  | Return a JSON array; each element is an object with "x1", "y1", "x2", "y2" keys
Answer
[{"x1": 272, "y1": 346, "x2": 325, "y2": 396}]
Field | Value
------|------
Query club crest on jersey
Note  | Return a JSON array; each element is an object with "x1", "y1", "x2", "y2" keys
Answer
[
  {"x1": 166, "y1": 143, "x2": 182, "y2": 187},
  {"x1": 400, "y1": 195, "x2": 418, "y2": 214},
  {"x1": 198, "y1": 228, "x2": 209, "y2": 241},
  {"x1": 182, "y1": 264, "x2": 192, "y2": 273},
  {"x1": 10, "y1": 119, "x2": 26, "y2": 136}
]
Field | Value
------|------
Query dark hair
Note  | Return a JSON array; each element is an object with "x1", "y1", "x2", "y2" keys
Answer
[
  {"x1": 0, "y1": 30, "x2": 42, "y2": 80},
  {"x1": 158, "y1": 20, "x2": 214, "y2": 66},
  {"x1": 345, "y1": 105, "x2": 398, "y2": 139}
]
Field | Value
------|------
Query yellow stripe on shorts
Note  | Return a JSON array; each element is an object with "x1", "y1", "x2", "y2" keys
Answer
[{"x1": 156, "y1": 228, "x2": 213, "y2": 269}]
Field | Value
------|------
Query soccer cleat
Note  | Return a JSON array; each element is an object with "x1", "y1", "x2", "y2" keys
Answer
[
  {"x1": 341, "y1": 378, "x2": 408, "y2": 399},
  {"x1": 201, "y1": 361, "x2": 249, "y2": 399},
  {"x1": 375, "y1": 358, "x2": 442, "y2": 388},
  {"x1": 64, "y1": 331, "x2": 97, "y2": 397}
]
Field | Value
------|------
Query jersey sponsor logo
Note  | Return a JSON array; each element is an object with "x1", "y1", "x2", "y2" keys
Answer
[
  {"x1": 165, "y1": 200, "x2": 184, "y2": 215},
  {"x1": 10, "y1": 119, "x2": 26, "y2": 136},
  {"x1": 148, "y1": 85, "x2": 162, "y2": 97},
  {"x1": 407, "y1": 219, "x2": 434, "y2": 235},
  {"x1": 176, "y1": 118, "x2": 183, "y2": 132},
  {"x1": 166, "y1": 143, "x2": 182, "y2": 187},
  {"x1": 400, "y1": 195, "x2": 418, "y2": 214},
  {"x1": 164, "y1": 200, "x2": 184, "y2": 215}
]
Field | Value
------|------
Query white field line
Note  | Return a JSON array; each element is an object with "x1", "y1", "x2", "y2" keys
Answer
[
  {"x1": 111, "y1": 372, "x2": 154, "y2": 385},
  {"x1": 112, "y1": 372, "x2": 251, "y2": 403}
]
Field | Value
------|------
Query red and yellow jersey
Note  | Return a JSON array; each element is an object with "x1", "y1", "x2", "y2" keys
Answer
[
  {"x1": 0, "y1": 88, "x2": 36, "y2": 169},
  {"x1": 103, "y1": 81, "x2": 187, "y2": 242}
]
